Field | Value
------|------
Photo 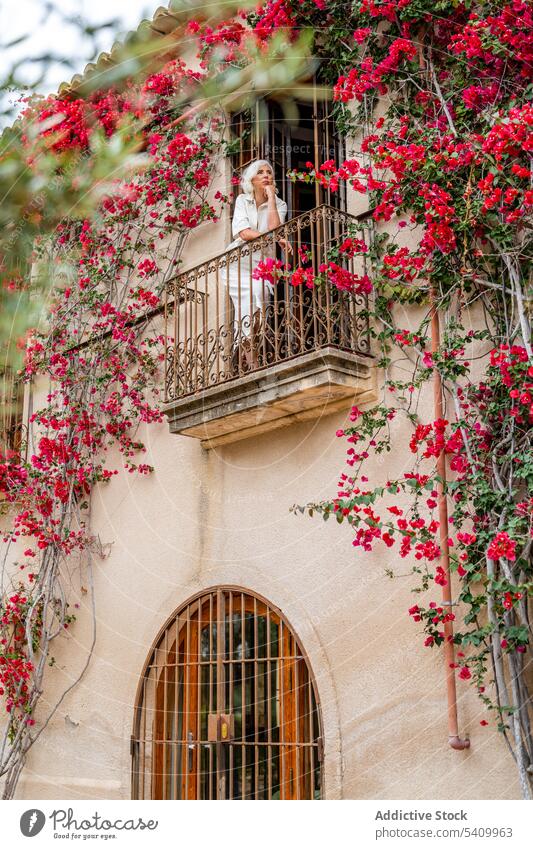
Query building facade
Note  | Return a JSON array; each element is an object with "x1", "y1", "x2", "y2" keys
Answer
[{"x1": 1, "y1": 7, "x2": 522, "y2": 801}]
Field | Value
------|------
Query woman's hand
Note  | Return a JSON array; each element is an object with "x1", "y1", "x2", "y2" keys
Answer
[
  {"x1": 277, "y1": 238, "x2": 293, "y2": 255},
  {"x1": 264, "y1": 183, "x2": 276, "y2": 202}
]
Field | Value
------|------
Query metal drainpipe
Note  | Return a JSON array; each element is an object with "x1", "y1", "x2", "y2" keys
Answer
[{"x1": 430, "y1": 286, "x2": 471, "y2": 751}]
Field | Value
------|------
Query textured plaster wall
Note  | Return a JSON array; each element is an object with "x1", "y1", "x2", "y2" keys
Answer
[
  {"x1": 13, "y1": 369, "x2": 521, "y2": 800},
  {"x1": 3, "y1": 140, "x2": 521, "y2": 802}
]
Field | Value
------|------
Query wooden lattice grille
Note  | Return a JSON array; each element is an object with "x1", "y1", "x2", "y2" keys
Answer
[{"x1": 132, "y1": 588, "x2": 323, "y2": 800}]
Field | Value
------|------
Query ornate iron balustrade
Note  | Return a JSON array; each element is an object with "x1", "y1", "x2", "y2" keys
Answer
[{"x1": 164, "y1": 204, "x2": 372, "y2": 403}]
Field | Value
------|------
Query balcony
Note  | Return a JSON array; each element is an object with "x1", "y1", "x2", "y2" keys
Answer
[{"x1": 163, "y1": 204, "x2": 376, "y2": 448}]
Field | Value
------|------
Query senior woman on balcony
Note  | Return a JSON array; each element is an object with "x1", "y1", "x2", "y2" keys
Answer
[{"x1": 226, "y1": 159, "x2": 292, "y2": 368}]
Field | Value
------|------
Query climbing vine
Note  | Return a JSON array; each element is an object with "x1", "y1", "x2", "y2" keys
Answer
[{"x1": 0, "y1": 54, "x2": 232, "y2": 797}]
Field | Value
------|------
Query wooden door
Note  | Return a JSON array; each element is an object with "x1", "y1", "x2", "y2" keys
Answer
[
  {"x1": 135, "y1": 588, "x2": 322, "y2": 800},
  {"x1": 153, "y1": 607, "x2": 200, "y2": 799}
]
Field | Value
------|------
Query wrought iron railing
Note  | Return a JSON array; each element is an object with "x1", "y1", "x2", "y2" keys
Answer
[{"x1": 164, "y1": 204, "x2": 372, "y2": 402}]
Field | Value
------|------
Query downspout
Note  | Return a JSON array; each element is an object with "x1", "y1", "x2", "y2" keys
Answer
[{"x1": 430, "y1": 287, "x2": 470, "y2": 751}]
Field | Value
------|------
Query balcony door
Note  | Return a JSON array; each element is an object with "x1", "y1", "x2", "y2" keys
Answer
[
  {"x1": 132, "y1": 587, "x2": 323, "y2": 800},
  {"x1": 230, "y1": 93, "x2": 346, "y2": 218}
]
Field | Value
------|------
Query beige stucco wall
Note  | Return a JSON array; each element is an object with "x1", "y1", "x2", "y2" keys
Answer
[
  {"x1": 12, "y1": 379, "x2": 521, "y2": 800},
  {"x1": 1, "y1": 136, "x2": 521, "y2": 802}
]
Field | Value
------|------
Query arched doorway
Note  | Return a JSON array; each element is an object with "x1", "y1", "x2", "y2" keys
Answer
[{"x1": 132, "y1": 587, "x2": 323, "y2": 799}]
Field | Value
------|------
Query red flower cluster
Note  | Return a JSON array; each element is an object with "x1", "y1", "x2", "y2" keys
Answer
[
  {"x1": 487, "y1": 532, "x2": 517, "y2": 563},
  {"x1": 253, "y1": 0, "x2": 297, "y2": 41},
  {"x1": 252, "y1": 257, "x2": 286, "y2": 285},
  {"x1": 490, "y1": 344, "x2": 533, "y2": 424},
  {"x1": 320, "y1": 262, "x2": 373, "y2": 295},
  {"x1": 334, "y1": 38, "x2": 417, "y2": 103},
  {"x1": 0, "y1": 588, "x2": 35, "y2": 721},
  {"x1": 166, "y1": 133, "x2": 201, "y2": 164},
  {"x1": 451, "y1": 2, "x2": 533, "y2": 87},
  {"x1": 290, "y1": 266, "x2": 315, "y2": 288}
]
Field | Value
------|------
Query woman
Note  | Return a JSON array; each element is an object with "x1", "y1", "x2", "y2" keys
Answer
[{"x1": 226, "y1": 160, "x2": 292, "y2": 366}]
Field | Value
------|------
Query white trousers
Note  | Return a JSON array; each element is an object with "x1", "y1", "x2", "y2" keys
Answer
[{"x1": 226, "y1": 248, "x2": 274, "y2": 338}]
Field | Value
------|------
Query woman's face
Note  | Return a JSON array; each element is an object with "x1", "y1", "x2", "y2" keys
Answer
[{"x1": 251, "y1": 164, "x2": 274, "y2": 193}]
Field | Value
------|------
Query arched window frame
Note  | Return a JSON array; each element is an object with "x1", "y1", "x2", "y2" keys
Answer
[{"x1": 132, "y1": 586, "x2": 324, "y2": 800}]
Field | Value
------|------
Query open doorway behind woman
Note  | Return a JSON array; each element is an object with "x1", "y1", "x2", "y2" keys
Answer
[
  {"x1": 230, "y1": 94, "x2": 346, "y2": 218},
  {"x1": 229, "y1": 94, "x2": 349, "y2": 369}
]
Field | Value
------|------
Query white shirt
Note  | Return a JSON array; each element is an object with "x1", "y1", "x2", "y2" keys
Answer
[{"x1": 227, "y1": 192, "x2": 288, "y2": 250}]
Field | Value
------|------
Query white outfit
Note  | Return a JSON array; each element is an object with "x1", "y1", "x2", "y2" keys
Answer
[{"x1": 226, "y1": 192, "x2": 288, "y2": 336}]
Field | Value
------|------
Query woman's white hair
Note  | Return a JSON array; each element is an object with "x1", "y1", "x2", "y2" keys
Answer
[{"x1": 240, "y1": 159, "x2": 277, "y2": 196}]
